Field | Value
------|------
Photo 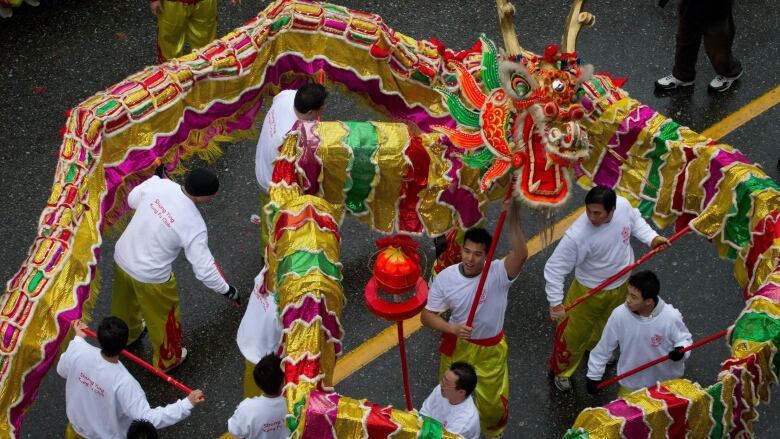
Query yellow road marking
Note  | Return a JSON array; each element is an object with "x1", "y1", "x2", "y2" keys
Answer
[
  {"x1": 332, "y1": 84, "x2": 780, "y2": 386},
  {"x1": 703, "y1": 84, "x2": 780, "y2": 139}
]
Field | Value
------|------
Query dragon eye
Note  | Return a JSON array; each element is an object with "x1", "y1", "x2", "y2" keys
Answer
[
  {"x1": 511, "y1": 75, "x2": 531, "y2": 97},
  {"x1": 552, "y1": 79, "x2": 566, "y2": 93}
]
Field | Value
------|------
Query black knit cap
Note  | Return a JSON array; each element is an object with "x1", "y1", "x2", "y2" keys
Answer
[{"x1": 184, "y1": 168, "x2": 219, "y2": 197}]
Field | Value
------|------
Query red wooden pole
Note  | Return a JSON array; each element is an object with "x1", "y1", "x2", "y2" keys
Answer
[
  {"x1": 396, "y1": 320, "x2": 414, "y2": 411},
  {"x1": 465, "y1": 181, "x2": 515, "y2": 327},
  {"x1": 596, "y1": 329, "x2": 728, "y2": 390},
  {"x1": 83, "y1": 328, "x2": 194, "y2": 395},
  {"x1": 564, "y1": 225, "x2": 691, "y2": 313}
]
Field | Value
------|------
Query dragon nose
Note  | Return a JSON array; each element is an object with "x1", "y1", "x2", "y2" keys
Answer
[
  {"x1": 569, "y1": 105, "x2": 585, "y2": 120},
  {"x1": 543, "y1": 102, "x2": 559, "y2": 118}
]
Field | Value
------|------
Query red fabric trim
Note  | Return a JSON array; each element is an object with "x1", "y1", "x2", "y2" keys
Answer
[
  {"x1": 467, "y1": 329, "x2": 504, "y2": 347},
  {"x1": 438, "y1": 332, "x2": 457, "y2": 356}
]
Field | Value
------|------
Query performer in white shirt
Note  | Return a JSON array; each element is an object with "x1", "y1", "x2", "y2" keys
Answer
[
  {"x1": 544, "y1": 186, "x2": 669, "y2": 391},
  {"x1": 586, "y1": 270, "x2": 693, "y2": 396},
  {"x1": 236, "y1": 268, "x2": 282, "y2": 397},
  {"x1": 58, "y1": 317, "x2": 203, "y2": 439},
  {"x1": 421, "y1": 198, "x2": 528, "y2": 438},
  {"x1": 419, "y1": 362, "x2": 481, "y2": 439},
  {"x1": 227, "y1": 353, "x2": 289, "y2": 439},
  {"x1": 255, "y1": 84, "x2": 328, "y2": 253},
  {"x1": 111, "y1": 167, "x2": 240, "y2": 371}
]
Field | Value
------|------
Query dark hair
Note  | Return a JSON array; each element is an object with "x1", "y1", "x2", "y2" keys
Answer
[
  {"x1": 449, "y1": 362, "x2": 477, "y2": 396},
  {"x1": 294, "y1": 83, "x2": 328, "y2": 114},
  {"x1": 97, "y1": 316, "x2": 128, "y2": 357},
  {"x1": 463, "y1": 228, "x2": 492, "y2": 252},
  {"x1": 127, "y1": 419, "x2": 158, "y2": 439},
  {"x1": 585, "y1": 186, "x2": 617, "y2": 211},
  {"x1": 184, "y1": 168, "x2": 219, "y2": 197},
  {"x1": 628, "y1": 270, "x2": 660, "y2": 305},
  {"x1": 253, "y1": 353, "x2": 285, "y2": 395}
]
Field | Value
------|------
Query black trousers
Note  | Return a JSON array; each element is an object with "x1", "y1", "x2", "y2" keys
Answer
[{"x1": 672, "y1": 0, "x2": 742, "y2": 81}]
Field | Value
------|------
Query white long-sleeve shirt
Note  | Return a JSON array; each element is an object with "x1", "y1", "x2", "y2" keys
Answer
[
  {"x1": 587, "y1": 299, "x2": 693, "y2": 391},
  {"x1": 227, "y1": 395, "x2": 289, "y2": 439},
  {"x1": 236, "y1": 269, "x2": 282, "y2": 364},
  {"x1": 544, "y1": 196, "x2": 659, "y2": 306},
  {"x1": 419, "y1": 385, "x2": 480, "y2": 439},
  {"x1": 255, "y1": 90, "x2": 299, "y2": 191},
  {"x1": 57, "y1": 336, "x2": 194, "y2": 439},
  {"x1": 114, "y1": 176, "x2": 229, "y2": 294}
]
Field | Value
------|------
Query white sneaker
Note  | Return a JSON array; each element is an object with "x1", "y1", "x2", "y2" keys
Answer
[
  {"x1": 162, "y1": 347, "x2": 188, "y2": 373},
  {"x1": 655, "y1": 74, "x2": 695, "y2": 91},
  {"x1": 708, "y1": 70, "x2": 743, "y2": 93},
  {"x1": 554, "y1": 375, "x2": 572, "y2": 392},
  {"x1": 24, "y1": 0, "x2": 40, "y2": 6}
]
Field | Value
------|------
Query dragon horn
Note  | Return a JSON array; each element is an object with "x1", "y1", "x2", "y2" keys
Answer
[
  {"x1": 495, "y1": 0, "x2": 522, "y2": 56},
  {"x1": 562, "y1": 0, "x2": 596, "y2": 54}
]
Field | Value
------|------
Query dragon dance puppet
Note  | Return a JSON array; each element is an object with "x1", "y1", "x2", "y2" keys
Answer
[{"x1": 0, "y1": 0, "x2": 779, "y2": 438}]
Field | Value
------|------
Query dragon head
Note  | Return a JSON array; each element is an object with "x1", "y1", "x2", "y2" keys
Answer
[{"x1": 433, "y1": 36, "x2": 592, "y2": 207}]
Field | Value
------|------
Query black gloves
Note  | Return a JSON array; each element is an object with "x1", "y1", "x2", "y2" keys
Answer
[
  {"x1": 222, "y1": 284, "x2": 240, "y2": 307},
  {"x1": 585, "y1": 377, "x2": 601, "y2": 395},
  {"x1": 668, "y1": 346, "x2": 685, "y2": 361}
]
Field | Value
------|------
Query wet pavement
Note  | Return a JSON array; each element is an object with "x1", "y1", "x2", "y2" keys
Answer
[{"x1": 1, "y1": 0, "x2": 778, "y2": 437}]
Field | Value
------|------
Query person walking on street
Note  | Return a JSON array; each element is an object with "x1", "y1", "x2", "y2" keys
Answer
[
  {"x1": 421, "y1": 198, "x2": 528, "y2": 438},
  {"x1": 58, "y1": 318, "x2": 204, "y2": 439},
  {"x1": 150, "y1": 0, "x2": 241, "y2": 62},
  {"x1": 655, "y1": 0, "x2": 743, "y2": 93},
  {"x1": 255, "y1": 84, "x2": 327, "y2": 253},
  {"x1": 545, "y1": 186, "x2": 669, "y2": 392},
  {"x1": 111, "y1": 167, "x2": 240, "y2": 371},
  {"x1": 586, "y1": 271, "x2": 693, "y2": 396}
]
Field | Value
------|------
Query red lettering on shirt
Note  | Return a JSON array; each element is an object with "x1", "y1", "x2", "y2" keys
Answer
[
  {"x1": 650, "y1": 334, "x2": 663, "y2": 347},
  {"x1": 78, "y1": 372, "x2": 106, "y2": 397},
  {"x1": 263, "y1": 420, "x2": 282, "y2": 432},
  {"x1": 150, "y1": 199, "x2": 176, "y2": 228},
  {"x1": 621, "y1": 226, "x2": 630, "y2": 244}
]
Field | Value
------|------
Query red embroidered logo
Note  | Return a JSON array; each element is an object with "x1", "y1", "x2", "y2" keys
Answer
[
  {"x1": 650, "y1": 334, "x2": 663, "y2": 347},
  {"x1": 621, "y1": 226, "x2": 630, "y2": 244}
]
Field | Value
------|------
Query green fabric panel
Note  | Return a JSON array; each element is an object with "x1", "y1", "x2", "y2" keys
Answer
[
  {"x1": 480, "y1": 38, "x2": 501, "y2": 91},
  {"x1": 271, "y1": 16, "x2": 291, "y2": 32},
  {"x1": 561, "y1": 428, "x2": 590, "y2": 439},
  {"x1": 461, "y1": 149, "x2": 494, "y2": 170},
  {"x1": 419, "y1": 415, "x2": 443, "y2": 439},
  {"x1": 639, "y1": 120, "x2": 680, "y2": 217},
  {"x1": 276, "y1": 250, "x2": 342, "y2": 286},
  {"x1": 286, "y1": 396, "x2": 307, "y2": 432},
  {"x1": 343, "y1": 121, "x2": 378, "y2": 214},
  {"x1": 731, "y1": 311, "x2": 780, "y2": 374},
  {"x1": 723, "y1": 176, "x2": 780, "y2": 247},
  {"x1": 707, "y1": 383, "x2": 724, "y2": 439},
  {"x1": 588, "y1": 78, "x2": 606, "y2": 96}
]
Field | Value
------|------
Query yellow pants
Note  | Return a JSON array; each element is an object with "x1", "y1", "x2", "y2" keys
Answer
[
  {"x1": 439, "y1": 337, "x2": 509, "y2": 437},
  {"x1": 65, "y1": 423, "x2": 86, "y2": 439},
  {"x1": 156, "y1": 0, "x2": 217, "y2": 61},
  {"x1": 111, "y1": 263, "x2": 183, "y2": 370},
  {"x1": 243, "y1": 359, "x2": 264, "y2": 398},
  {"x1": 549, "y1": 279, "x2": 628, "y2": 378},
  {"x1": 259, "y1": 190, "x2": 271, "y2": 257},
  {"x1": 618, "y1": 386, "x2": 633, "y2": 397}
]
